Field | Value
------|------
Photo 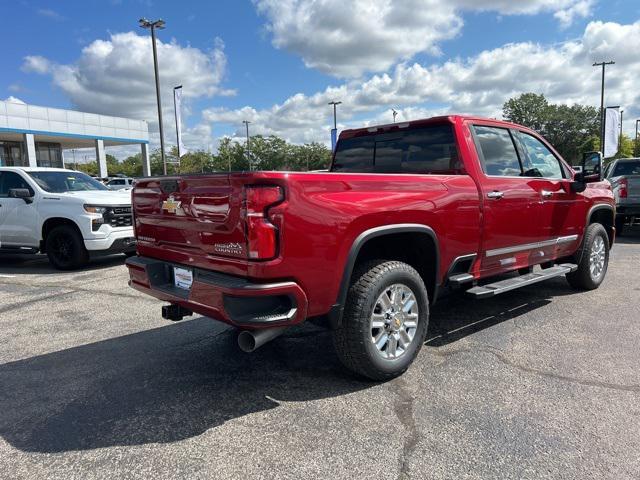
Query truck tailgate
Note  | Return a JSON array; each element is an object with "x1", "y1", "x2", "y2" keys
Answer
[{"x1": 133, "y1": 175, "x2": 248, "y2": 261}]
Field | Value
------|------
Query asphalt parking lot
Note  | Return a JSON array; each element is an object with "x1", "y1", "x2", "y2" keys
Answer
[{"x1": 1, "y1": 228, "x2": 639, "y2": 480}]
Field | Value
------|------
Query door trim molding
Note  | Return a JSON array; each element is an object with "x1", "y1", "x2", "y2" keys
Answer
[{"x1": 486, "y1": 234, "x2": 578, "y2": 257}]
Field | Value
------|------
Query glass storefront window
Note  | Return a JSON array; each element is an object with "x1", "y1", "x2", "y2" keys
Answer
[
  {"x1": 36, "y1": 142, "x2": 63, "y2": 168},
  {"x1": 0, "y1": 141, "x2": 26, "y2": 166}
]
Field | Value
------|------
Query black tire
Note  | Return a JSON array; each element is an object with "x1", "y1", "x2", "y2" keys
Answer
[
  {"x1": 124, "y1": 251, "x2": 137, "y2": 258},
  {"x1": 332, "y1": 260, "x2": 429, "y2": 381},
  {"x1": 566, "y1": 223, "x2": 609, "y2": 290},
  {"x1": 45, "y1": 225, "x2": 89, "y2": 270}
]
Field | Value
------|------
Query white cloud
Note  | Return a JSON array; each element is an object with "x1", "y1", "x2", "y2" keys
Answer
[
  {"x1": 36, "y1": 8, "x2": 65, "y2": 21},
  {"x1": 23, "y1": 32, "x2": 231, "y2": 140},
  {"x1": 254, "y1": 0, "x2": 594, "y2": 78},
  {"x1": 2, "y1": 96, "x2": 26, "y2": 104},
  {"x1": 204, "y1": 20, "x2": 640, "y2": 144},
  {"x1": 22, "y1": 55, "x2": 52, "y2": 74}
]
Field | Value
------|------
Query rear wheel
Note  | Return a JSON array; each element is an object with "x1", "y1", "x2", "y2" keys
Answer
[
  {"x1": 45, "y1": 225, "x2": 89, "y2": 270},
  {"x1": 332, "y1": 260, "x2": 429, "y2": 381},
  {"x1": 566, "y1": 223, "x2": 609, "y2": 290}
]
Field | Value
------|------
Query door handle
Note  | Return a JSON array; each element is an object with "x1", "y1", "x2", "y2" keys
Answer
[
  {"x1": 541, "y1": 190, "x2": 553, "y2": 198},
  {"x1": 487, "y1": 191, "x2": 504, "y2": 199}
]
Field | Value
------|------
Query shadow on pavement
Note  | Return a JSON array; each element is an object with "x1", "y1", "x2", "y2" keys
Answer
[
  {"x1": 0, "y1": 272, "x2": 580, "y2": 453},
  {"x1": 0, "y1": 253, "x2": 127, "y2": 275},
  {"x1": 0, "y1": 318, "x2": 368, "y2": 453},
  {"x1": 426, "y1": 276, "x2": 576, "y2": 347}
]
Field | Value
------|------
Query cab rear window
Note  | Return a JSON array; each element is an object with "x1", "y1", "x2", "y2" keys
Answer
[{"x1": 331, "y1": 125, "x2": 462, "y2": 174}]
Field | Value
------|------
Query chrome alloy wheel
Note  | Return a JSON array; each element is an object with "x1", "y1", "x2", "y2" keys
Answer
[
  {"x1": 589, "y1": 235, "x2": 606, "y2": 280},
  {"x1": 370, "y1": 283, "x2": 419, "y2": 360}
]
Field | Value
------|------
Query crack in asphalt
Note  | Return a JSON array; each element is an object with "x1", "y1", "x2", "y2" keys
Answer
[
  {"x1": 430, "y1": 345, "x2": 640, "y2": 393},
  {"x1": 391, "y1": 376, "x2": 420, "y2": 480}
]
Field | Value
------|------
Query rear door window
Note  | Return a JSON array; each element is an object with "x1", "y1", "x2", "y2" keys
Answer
[
  {"x1": 332, "y1": 124, "x2": 461, "y2": 174},
  {"x1": 472, "y1": 126, "x2": 522, "y2": 176}
]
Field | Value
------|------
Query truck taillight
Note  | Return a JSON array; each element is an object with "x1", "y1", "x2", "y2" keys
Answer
[
  {"x1": 245, "y1": 185, "x2": 284, "y2": 260},
  {"x1": 619, "y1": 178, "x2": 628, "y2": 199}
]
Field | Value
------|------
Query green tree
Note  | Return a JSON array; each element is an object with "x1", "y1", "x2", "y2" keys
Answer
[
  {"x1": 503, "y1": 93, "x2": 600, "y2": 165},
  {"x1": 502, "y1": 93, "x2": 550, "y2": 132}
]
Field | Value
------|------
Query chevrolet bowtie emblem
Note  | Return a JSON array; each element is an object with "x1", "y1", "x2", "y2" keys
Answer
[{"x1": 162, "y1": 196, "x2": 181, "y2": 214}]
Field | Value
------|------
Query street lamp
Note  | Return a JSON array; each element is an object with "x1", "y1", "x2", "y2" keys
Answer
[
  {"x1": 139, "y1": 17, "x2": 167, "y2": 175},
  {"x1": 328, "y1": 101, "x2": 342, "y2": 130},
  {"x1": 392, "y1": 109, "x2": 398, "y2": 123},
  {"x1": 242, "y1": 120, "x2": 251, "y2": 170},
  {"x1": 593, "y1": 60, "x2": 615, "y2": 153},
  {"x1": 328, "y1": 101, "x2": 341, "y2": 151}
]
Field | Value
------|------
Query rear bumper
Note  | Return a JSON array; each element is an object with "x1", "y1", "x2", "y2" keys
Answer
[
  {"x1": 126, "y1": 255, "x2": 308, "y2": 328},
  {"x1": 616, "y1": 203, "x2": 640, "y2": 216}
]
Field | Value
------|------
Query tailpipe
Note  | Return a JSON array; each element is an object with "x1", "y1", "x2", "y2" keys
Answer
[{"x1": 238, "y1": 326, "x2": 288, "y2": 353}]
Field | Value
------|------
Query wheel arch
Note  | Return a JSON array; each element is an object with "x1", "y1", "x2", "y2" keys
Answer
[
  {"x1": 328, "y1": 224, "x2": 440, "y2": 329},
  {"x1": 41, "y1": 217, "x2": 83, "y2": 253},
  {"x1": 587, "y1": 204, "x2": 615, "y2": 246}
]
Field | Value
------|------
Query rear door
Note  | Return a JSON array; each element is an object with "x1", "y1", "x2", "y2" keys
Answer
[{"x1": 470, "y1": 125, "x2": 543, "y2": 275}]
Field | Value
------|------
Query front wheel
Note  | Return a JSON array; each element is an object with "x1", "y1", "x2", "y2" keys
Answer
[
  {"x1": 332, "y1": 260, "x2": 429, "y2": 381},
  {"x1": 566, "y1": 223, "x2": 609, "y2": 290},
  {"x1": 45, "y1": 225, "x2": 89, "y2": 270}
]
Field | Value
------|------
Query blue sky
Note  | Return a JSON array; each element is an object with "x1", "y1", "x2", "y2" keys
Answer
[{"x1": 2, "y1": 0, "x2": 640, "y2": 156}]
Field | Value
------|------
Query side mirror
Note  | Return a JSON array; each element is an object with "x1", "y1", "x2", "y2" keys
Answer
[
  {"x1": 581, "y1": 151, "x2": 603, "y2": 182},
  {"x1": 571, "y1": 151, "x2": 602, "y2": 193},
  {"x1": 9, "y1": 188, "x2": 34, "y2": 204}
]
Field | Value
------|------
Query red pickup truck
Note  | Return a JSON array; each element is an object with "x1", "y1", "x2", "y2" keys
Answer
[{"x1": 126, "y1": 115, "x2": 615, "y2": 380}]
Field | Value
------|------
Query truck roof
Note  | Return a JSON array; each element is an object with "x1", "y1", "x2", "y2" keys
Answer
[{"x1": 339, "y1": 114, "x2": 530, "y2": 139}]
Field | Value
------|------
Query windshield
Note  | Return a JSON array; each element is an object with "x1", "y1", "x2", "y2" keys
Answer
[{"x1": 28, "y1": 171, "x2": 109, "y2": 193}]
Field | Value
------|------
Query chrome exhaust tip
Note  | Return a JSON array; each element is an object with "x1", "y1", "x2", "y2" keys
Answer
[{"x1": 237, "y1": 326, "x2": 288, "y2": 352}]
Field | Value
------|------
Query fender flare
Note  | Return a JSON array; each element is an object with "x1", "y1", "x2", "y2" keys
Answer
[
  {"x1": 327, "y1": 223, "x2": 440, "y2": 329},
  {"x1": 573, "y1": 203, "x2": 615, "y2": 263}
]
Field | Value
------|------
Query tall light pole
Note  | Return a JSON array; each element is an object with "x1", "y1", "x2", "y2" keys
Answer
[
  {"x1": 328, "y1": 101, "x2": 341, "y2": 151},
  {"x1": 593, "y1": 60, "x2": 615, "y2": 154},
  {"x1": 242, "y1": 120, "x2": 251, "y2": 170},
  {"x1": 139, "y1": 18, "x2": 167, "y2": 175},
  {"x1": 635, "y1": 119, "x2": 640, "y2": 156},
  {"x1": 328, "y1": 101, "x2": 342, "y2": 130},
  {"x1": 392, "y1": 109, "x2": 398, "y2": 123}
]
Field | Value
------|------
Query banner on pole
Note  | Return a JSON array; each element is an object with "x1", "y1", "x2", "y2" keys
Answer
[
  {"x1": 331, "y1": 128, "x2": 337, "y2": 152},
  {"x1": 174, "y1": 86, "x2": 188, "y2": 158},
  {"x1": 604, "y1": 107, "x2": 620, "y2": 158}
]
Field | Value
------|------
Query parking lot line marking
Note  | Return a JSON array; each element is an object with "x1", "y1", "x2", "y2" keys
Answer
[{"x1": 0, "y1": 274, "x2": 16, "y2": 278}]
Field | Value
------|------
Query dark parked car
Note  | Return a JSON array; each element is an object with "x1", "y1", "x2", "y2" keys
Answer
[{"x1": 604, "y1": 158, "x2": 640, "y2": 235}]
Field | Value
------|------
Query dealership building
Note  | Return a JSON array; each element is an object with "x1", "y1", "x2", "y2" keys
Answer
[{"x1": 0, "y1": 99, "x2": 151, "y2": 177}]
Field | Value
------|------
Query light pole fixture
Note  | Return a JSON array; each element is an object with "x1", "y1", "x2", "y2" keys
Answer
[
  {"x1": 636, "y1": 119, "x2": 640, "y2": 144},
  {"x1": 139, "y1": 17, "x2": 167, "y2": 175},
  {"x1": 593, "y1": 60, "x2": 615, "y2": 153},
  {"x1": 620, "y1": 109, "x2": 624, "y2": 146},
  {"x1": 328, "y1": 101, "x2": 342, "y2": 130},
  {"x1": 392, "y1": 109, "x2": 398, "y2": 123},
  {"x1": 242, "y1": 120, "x2": 251, "y2": 171}
]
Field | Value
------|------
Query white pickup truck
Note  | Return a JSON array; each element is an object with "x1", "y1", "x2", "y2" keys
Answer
[{"x1": 0, "y1": 167, "x2": 135, "y2": 269}]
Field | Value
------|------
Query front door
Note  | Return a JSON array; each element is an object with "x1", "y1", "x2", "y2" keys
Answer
[
  {"x1": 0, "y1": 171, "x2": 38, "y2": 248},
  {"x1": 513, "y1": 130, "x2": 584, "y2": 261},
  {"x1": 470, "y1": 124, "x2": 544, "y2": 276}
]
